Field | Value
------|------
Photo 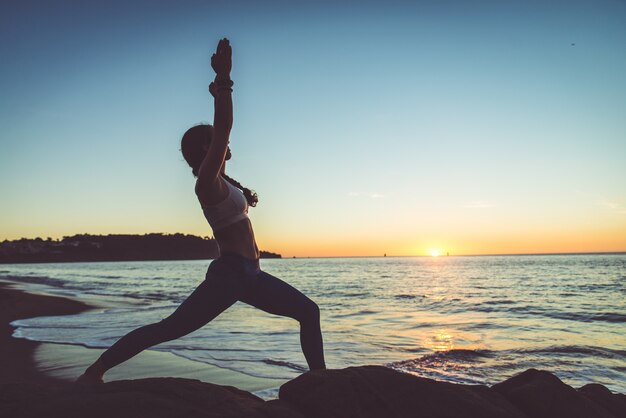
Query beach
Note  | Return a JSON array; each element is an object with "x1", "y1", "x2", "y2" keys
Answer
[
  {"x1": 3, "y1": 256, "x2": 625, "y2": 393},
  {"x1": 0, "y1": 281, "x2": 282, "y2": 394},
  {"x1": 2, "y1": 274, "x2": 626, "y2": 417},
  {"x1": 0, "y1": 282, "x2": 92, "y2": 384}
]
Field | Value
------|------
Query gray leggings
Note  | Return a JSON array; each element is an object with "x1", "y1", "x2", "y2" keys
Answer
[{"x1": 99, "y1": 254, "x2": 326, "y2": 371}]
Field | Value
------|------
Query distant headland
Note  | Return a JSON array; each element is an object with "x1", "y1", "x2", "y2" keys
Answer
[{"x1": 0, "y1": 234, "x2": 281, "y2": 264}]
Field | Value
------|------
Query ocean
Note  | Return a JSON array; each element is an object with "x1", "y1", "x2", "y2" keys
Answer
[{"x1": 2, "y1": 254, "x2": 625, "y2": 394}]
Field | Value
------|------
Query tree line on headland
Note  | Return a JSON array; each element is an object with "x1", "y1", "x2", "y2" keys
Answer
[{"x1": 0, "y1": 233, "x2": 281, "y2": 263}]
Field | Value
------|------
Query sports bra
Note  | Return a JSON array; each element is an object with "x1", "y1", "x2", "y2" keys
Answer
[{"x1": 201, "y1": 179, "x2": 249, "y2": 231}]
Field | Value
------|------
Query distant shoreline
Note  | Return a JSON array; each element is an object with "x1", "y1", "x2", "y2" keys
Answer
[
  {"x1": 0, "y1": 233, "x2": 281, "y2": 264},
  {"x1": 1, "y1": 234, "x2": 624, "y2": 262}
]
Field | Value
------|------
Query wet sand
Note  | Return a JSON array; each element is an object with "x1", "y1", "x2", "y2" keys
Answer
[
  {"x1": 0, "y1": 282, "x2": 91, "y2": 384},
  {"x1": 0, "y1": 282, "x2": 282, "y2": 392}
]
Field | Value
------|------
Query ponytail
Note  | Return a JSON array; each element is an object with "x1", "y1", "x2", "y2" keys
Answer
[{"x1": 222, "y1": 174, "x2": 258, "y2": 207}]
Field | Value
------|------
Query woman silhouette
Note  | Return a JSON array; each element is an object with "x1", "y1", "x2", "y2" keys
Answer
[{"x1": 77, "y1": 38, "x2": 326, "y2": 384}]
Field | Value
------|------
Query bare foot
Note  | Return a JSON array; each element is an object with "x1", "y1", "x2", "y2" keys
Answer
[
  {"x1": 75, "y1": 359, "x2": 106, "y2": 385},
  {"x1": 75, "y1": 372, "x2": 103, "y2": 385}
]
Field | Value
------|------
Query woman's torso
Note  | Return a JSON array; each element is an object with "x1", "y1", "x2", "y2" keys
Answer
[
  {"x1": 197, "y1": 178, "x2": 260, "y2": 260},
  {"x1": 213, "y1": 218, "x2": 260, "y2": 260}
]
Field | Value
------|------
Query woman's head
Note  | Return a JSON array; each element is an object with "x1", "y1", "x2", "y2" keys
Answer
[
  {"x1": 181, "y1": 124, "x2": 213, "y2": 177},
  {"x1": 181, "y1": 124, "x2": 232, "y2": 176},
  {"x1": 181, "y1": 124, "x2": 257, "y2": 206}
]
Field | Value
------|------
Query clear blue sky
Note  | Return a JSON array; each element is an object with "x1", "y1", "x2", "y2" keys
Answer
[{"x1": 1, "y1": 0, "x2": 625, "y2": 256}]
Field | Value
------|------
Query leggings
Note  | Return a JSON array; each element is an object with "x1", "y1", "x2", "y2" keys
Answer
[{"x1": 99, "y1": 254, "x2": 326, "y2": 371}]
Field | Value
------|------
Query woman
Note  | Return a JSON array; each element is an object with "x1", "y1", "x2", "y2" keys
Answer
[{"x1": 77, "y1": 38, "x2": 326, "y2": 384}]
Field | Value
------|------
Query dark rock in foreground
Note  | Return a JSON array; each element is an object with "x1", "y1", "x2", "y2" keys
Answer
[
  {"x1": 0, "y1": 377, "x2": 303, "y2": 418},
  {"x1": 1, "y1": 367, "x2": 624, "y2": 418},
  {"x1": 280, "y1": 365, "x2": 524, "y2": 418},
  {"x1": 579, "y1": 383, "x2": 626, "y2": 418},
  {"x1": 492, "y1": 368, "x2": 626, "y2": 418}
]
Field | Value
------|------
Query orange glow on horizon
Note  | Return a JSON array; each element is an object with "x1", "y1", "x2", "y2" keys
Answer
[
  {"x1": 2, "y1": 221, "x2": 625, "y2": 258},
  {"x1": 255, "y1": 225, "x2": 626, "y2": 258}
]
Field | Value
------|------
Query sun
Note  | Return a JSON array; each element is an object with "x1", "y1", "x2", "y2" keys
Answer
[{"x1": 430, "y1": 249, "x2": 441, "y2": 257}]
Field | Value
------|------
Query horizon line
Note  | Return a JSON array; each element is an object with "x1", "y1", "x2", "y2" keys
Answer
[
  {"x1": 2, "y1": 234, "x2": 625, "y2": 259},
  {"x1": 288, "y1": 251, "x2": 626, "y2": 259}
]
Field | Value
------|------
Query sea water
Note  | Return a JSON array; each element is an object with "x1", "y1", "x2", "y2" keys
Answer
[{"x1": 2, "y1": 255, "x2": 625, "y2": 393}]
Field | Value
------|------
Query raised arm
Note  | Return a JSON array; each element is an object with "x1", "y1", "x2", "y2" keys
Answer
[{"x1": 197, "y1": 38, "x2": 233, "y2": 190}]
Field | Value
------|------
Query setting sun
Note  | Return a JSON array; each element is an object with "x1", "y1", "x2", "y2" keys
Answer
[{"x1": 430, "y1": 249, "x2": 441, "y2": 257}]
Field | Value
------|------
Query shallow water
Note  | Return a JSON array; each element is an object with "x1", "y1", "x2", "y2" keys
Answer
[{"x1": 3, "y1": 254, "x2": 625, "y2": 393}]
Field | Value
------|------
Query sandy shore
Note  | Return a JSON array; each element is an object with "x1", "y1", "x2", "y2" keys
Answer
[
  {"x1": 3, "y1": 283, "x2": 625, "y2": 417},
  {"x1": 0, "y1": 282, "x2": 92, "y2": 384},
  {"x1": 0, "y1": 282, "x2": 282, "y2": 393}
]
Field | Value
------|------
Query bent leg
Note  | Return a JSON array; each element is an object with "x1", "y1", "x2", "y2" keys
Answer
[
  {"x1": 98, "y1": 276, "x2": 238, "y2": 371},
  {"x1": 239, "y1": 271, "x2": 326, "y2": 370}
]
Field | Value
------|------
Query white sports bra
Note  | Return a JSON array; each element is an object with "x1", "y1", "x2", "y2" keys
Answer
[{"x1": 201, "y1": 179, "x2": 249, "y2": 231}]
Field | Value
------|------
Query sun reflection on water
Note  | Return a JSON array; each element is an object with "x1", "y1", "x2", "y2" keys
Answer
[{"x1": 428, "y1": 329, "x2": 455, "y2": 352}]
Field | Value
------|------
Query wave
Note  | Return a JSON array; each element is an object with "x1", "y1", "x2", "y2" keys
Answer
[
  {"x1": 262, "y1": 359, "x2": 308, "y2": 372},
  {"x1": 1, "y1": 275, "x2": 67, "y2": 288},
  {"x1": 252, "y1": 387, "x2": 281, "y2": 401},
  {"x1": 482, "y1": 299, "x2": 515, "y2": 305},
  {"x1": 168, "y1": 346, "x2": 259, "y2": 353},
  {"x1": 539, "y1": 310, "x2": 626, "y2": 324},
  {"x1": 394, "y1": 294, "x2": 419, "y2": 299},
  {"x1": 69, "y1": 288, "x2": 174, "y2": 303},
  {"x1": 385, "y1": 349, "x2": 495, "y2": 386},
  {"x1": 130, "y1": 291, "x2": 173, "y2": 302},
  {"x1": 455, "y1": 302, "x2": 626, "y2": 324},
  {"x1": 387, "y1": 349, "x2": 495, "y2": 369},
  {"x1": 586, "y1": 312, "x2": 626, "y2": 323},
  {"x1": 387, "y1": 344, "x2": 626, "y2": 375},
  {"x1": 0, "y1": 275, "x2": 165, "y2": 305},
  {"x1": 10, "y1": 320, "x2": 93, "y2": 329},
  {"x1": 8, "y1": 334, "x2": 110, "y2": 350},
  {"x1": 332, "y1": 309, "x2": 378, "y2": 318},
  {"x1": 1, "y1": 273, "x2": 177, "y2": 303},
  {"x1": 168, "y1": 350, "x2": 297, "y2": 380},
  {"x1": 514, "y1": 345, "x2": 626, "y2": 359}
]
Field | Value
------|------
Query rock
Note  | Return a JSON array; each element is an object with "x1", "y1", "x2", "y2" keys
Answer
[
  {"x1": 2, "y1": 367, "x2": 625, "y2": 418},
  {"x1": 0, "y1": 378, "x2": 302, "y2": 418},
  {"x1": 278, "y1": 365, "x2": 525, "y2": 418},
  {"x1": 262, "y1": 399, "x2": 307, "y2": 418},
  {"x1": 579, "y1": 383, "x2": 626, "y2": 418},
  {"x1": 492, "y1": 368, "x2": 619, "y2": 418}
]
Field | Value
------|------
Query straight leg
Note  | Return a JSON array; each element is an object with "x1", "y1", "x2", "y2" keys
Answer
[{"x1": 239, "y1": 271, "x2": 326, "y2": 370}]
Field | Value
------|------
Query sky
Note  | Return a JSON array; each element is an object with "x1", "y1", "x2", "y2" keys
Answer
[{"x1": 1, "y1": 0, "x2": 625, "y2": 257}]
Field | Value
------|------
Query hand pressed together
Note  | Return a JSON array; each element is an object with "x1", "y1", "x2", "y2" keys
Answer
[{"x1": 211, "y1": 38, "x2": 232, "y2": 80}]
